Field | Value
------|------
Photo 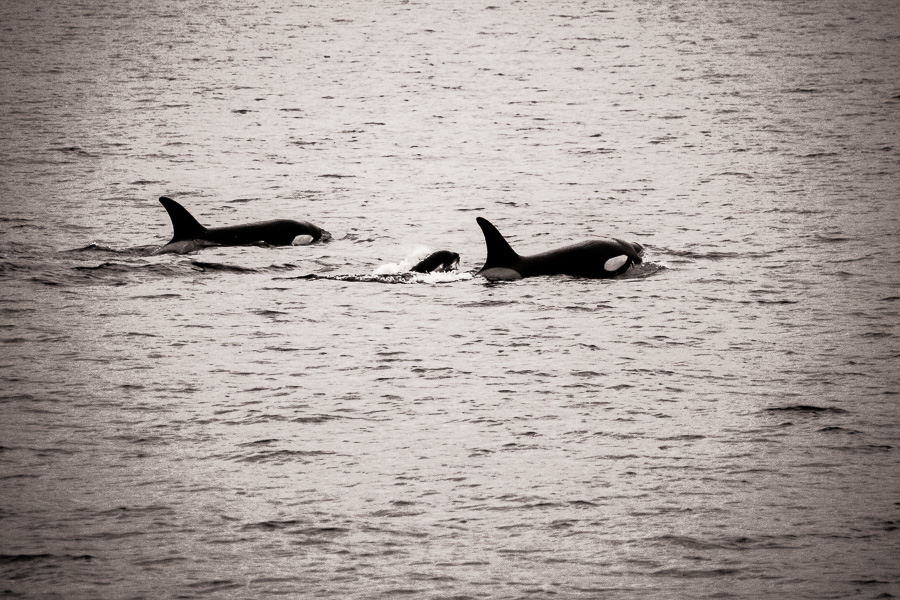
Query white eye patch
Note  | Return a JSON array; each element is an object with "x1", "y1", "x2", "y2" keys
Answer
[
  {"x1": 604, "y1": 255, "x2": 628, "y2": 272},
  {"x1": 292, "y1": 234, "x2": 314, "y2": 246}
]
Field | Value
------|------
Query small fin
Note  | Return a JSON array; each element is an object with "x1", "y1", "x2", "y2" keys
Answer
[
  {"x1": 159, "y1": 196, "x2": 206, "y2": 242},
  {"x1": 476, "y1": 217, "x2": 520, "y2": 273},
  {"x1": 411, "y1": 250, "x2": 460, "y2": 273}
]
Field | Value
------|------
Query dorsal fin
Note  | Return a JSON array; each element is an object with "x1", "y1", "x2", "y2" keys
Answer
[
  {"x1": 159, "y1": 196, "x2": 206, "y2": 242},
  {"x1": 476, "y1": 217, "x2": 520, "y2": 271}
]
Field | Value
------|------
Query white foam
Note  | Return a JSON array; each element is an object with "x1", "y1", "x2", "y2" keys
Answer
[
  {"x1": 291, "y1": 234, "x2": 314, "y2": 246},
  {"x1": 372, "y1": 262, "x2": 405, "y2": 275},
  {"x1": 373, "y1": 245, "x2": 432, "y2": 275},
  {"x1": 417, "y1": 271, "x2": 473, "y2": 284}
]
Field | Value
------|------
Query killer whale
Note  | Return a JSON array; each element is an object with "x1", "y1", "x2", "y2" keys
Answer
[
  {"x1": 476, "y1": 217, "x2": 643, "y2": 280},
  {"x1": 410, "y1": 250, "x2": 460, "y2": 273},
  {"x1": 155, "y1": 196, "x2": 330, "y2": 254}
]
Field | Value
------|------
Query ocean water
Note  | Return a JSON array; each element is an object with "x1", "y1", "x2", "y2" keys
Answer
[{"x1": 1, "y1": 0, "x2": 898, "y2": 598}]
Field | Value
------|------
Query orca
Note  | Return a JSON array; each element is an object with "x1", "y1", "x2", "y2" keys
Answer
[
  {"x1": 476, "y1": 217, "x2": 643, "y2": 281},
  {"x1": 410, "y1": 250, "x2": 460, "y2": 273},
  {"x1": 155, "y1": 196, "x2": 330, "y2": 254}
]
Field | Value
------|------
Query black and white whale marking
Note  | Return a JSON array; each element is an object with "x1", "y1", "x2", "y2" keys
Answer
[
  {"x1": 155, "y1": 196, "x2": 330, "y2": 254},
  {"x1": 476, "y1": 217, "x2": 643, "y2": 280}
]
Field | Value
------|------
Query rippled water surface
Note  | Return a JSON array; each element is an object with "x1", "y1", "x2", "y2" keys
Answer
[{"x1": 1, "y1": 0, "x2": 898, "y2": 598}]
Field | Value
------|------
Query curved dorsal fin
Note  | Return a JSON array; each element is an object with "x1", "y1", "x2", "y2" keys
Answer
[
  {"x1": 159, "y1": 196, "x2": 206, "y2": 242},
  {"x1": 476, "y1": 217, "x2": 520, "y2": 271}
]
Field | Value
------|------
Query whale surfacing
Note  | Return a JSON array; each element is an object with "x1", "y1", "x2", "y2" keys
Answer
[
  {"x1": 155, "y1": 197, "x2": 330, "y2": 254},
  {"x1": 476, "y1": 217, "x2": 643, "y2": 281},
  {"x1": 410, "y1": 250, "x2": 460, "y2": 273}
]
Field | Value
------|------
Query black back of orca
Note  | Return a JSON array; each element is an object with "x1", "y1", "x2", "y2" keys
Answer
[
  {"x1": 476, "y1": 217, "x2": 643, "y2": 280},
  {"x1": 410, "y1": 250, "x2": 460, "y2": 273},
  {"x1": 159, "y1": 196, "x2": 326, "y2": 247}
]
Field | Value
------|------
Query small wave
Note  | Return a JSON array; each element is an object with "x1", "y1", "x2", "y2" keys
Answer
[
  {"x1": 0, "y1": 553, "x2": 94, "y2": 564},
  {"x1": 654, "y1": 535, "x2": 724, "y2": 550},
  {"x1": 569, "y1": 500, "x2": 598, "y2": 508},
  {"x1": 819, "y1": 426, "x2": 861, "y2": 434},
  {"x1": 242, "y1": 519, "x2": 306, "y2": 531},
  {"x1": 130, "y1": 293, "x2": 182, "y2": 300},
  {"x1": 61, "y1": 243, "x2": 160, "y2": 258},
  {"x1": 827, "y1": 444, "x2": 894, "y2": 454},
  {"x1": 235, "y1": 449, "x2": 336, "y2": 464},
  {"x1": 814, "y1": 233, "x2": 854, "y2": 243},
  {"x1": 657, "y1": 434, "x2": 706, "y2": 441},
  {"x1": 190, "y1": 261, "x2": 259, "y2": 273},
  {"x1": 756, "y1": 298, "x2": 800, "y2": 304},
  {"x1": 49, "y1": 146, "x2": 95, "y2": 157},
  {"x1": 291, "y1": 414, "x2": 342, "y2": 424},
  {"x1": 184, "y1": 580, "x2": 243, "y2": 593},
  {"x1": 74, "y1": 262, "x2": 183, "y2": 279},
  {"x1": 237, "y1": 438, "x2": 280, "y2": 447},
  {"x1": 0, "y1": 216, "x2": 32, "y2": 225},
  {"x1": 458, "y1": 299, "x2": 518, "y2": 308},
  {"x1": 95, "y1": 505, "x2": 175, "y2": 518},
  {"x1": 764, "y1": 405, "x2": 849, "y2": 414},
  {"x1": 619, "y1": 261, "x2": 666, "y2": 279},
  {"x1": 666, "y1": 248, "x2": 773, "y2": 260},
  {"x1": 650, "y1": 566, "x2": 742, "y2": 578},
  {"x1": 61, "y1": 243, "x2": 122, "y2": 254},
  {"x1": 801, "y1": 152, "x2": 841, "y2": 158},
  {"x1": 301, "y1": 271, "x2": 472, "y2": 285},
  {"x1": 0, "y1": 261, "x2": 28, "y2": 275},
  {"x1": 74, "y1": 261, "x2": 141, "y2": 272},
  {"x1": 186, "y1": 261, "x2": 299, "y2": 275},
  {"x1": 712, "y1": 171, "x2": 754, "y2": 179},
  {"x1": 44, "y1": 260, "x2": 185, "y2": 287},
  {"x1": 764, "y1": 207, "x2": 825, "y2": 215}
]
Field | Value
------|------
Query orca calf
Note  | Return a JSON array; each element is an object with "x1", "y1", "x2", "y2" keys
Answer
[
  {"x1": 155, "y1": 196, "x2": 330, "y2": 254},
  {"x1": 476, "y1": 217, "x2": 643, "y2": 281},
  {"x1": 410, "y1": 250, "x2": 460, "y2": 273}
]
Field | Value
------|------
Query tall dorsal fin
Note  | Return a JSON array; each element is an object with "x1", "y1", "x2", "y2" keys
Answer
[
  {"x1": 159, "y1": 196, "x2": 207, "y2": 242},
  {"x1": 476, "y1": 217, "x2": 520, "y2": 271}
]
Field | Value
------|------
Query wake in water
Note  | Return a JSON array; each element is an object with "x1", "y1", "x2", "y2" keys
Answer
[
  {"x1": 301, "y1": 246, "x2": 473, "y2": 284},
  {"x1": 59, "y1": 244, "x2": 474, "y2": 285},
  {"x1": 53, "y1": 243, "x2": 298, "y2": 286},
  {"x1": 57, "y1": 243, "x2": 660, "y2": 286},
  {"x1": 616, "y1": 261, "x2": 667, "y2": 280},
  {"x1": 299, "y1": 271, "x2": 474, "y2": 285},
  {"x1": 372, "y1": 245, "x2": 459, "y2": 275},
  {"x1": 60, "y1": 243, "x2": 159, "y2": 258}
]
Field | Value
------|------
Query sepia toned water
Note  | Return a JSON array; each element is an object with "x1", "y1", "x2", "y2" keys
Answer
[{"x1": 1, "y1": 0, "x2": 898, "y2": 598}]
